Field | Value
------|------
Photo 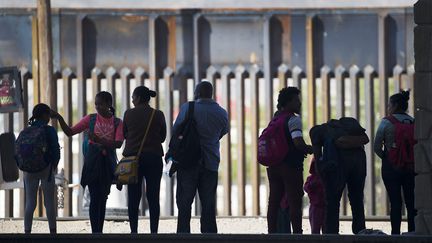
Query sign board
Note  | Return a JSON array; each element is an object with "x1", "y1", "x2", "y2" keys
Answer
[{"x1": 0, "y1": 66, "x2": 23, "y2": 113}]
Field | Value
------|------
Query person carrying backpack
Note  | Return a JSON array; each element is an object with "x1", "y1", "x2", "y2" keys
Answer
[
  {"x1": 374, "y1": 90, "x2": 416, "y2": 235},
  {"x1": 265, "y1": 87, "x2": 313, "y2": 234},
  {"x1": 122, "y1": 86, "x2": 166, "y2": 233},
  {"x1": 168, "y1": 81, "x2": 228, "y2": 233},
  {"x1": 310, "y1": 117, "x2": 369, "y2": 234},
  {"x1": 15, "y1": 103, "x2": 60, "y2": 234},
  {"x1": 51, "y1": 91, "x2": 124, "y2": 233}
]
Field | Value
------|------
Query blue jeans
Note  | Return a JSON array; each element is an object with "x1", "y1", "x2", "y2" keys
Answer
[{"x1": 176, "y1": 165, "x2": 218, "y2": 233}]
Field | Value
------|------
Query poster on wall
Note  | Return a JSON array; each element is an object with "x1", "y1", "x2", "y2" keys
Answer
[{"x1": 0, "y1": 66, "x2": 23, "y2": 113}]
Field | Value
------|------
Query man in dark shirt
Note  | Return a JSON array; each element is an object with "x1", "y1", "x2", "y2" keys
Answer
[{"x1": 310, "y1": 117, "x2": 369, "y2": 234}]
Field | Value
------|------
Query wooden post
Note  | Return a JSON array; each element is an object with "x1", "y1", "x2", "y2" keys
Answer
[
  {"x1": 31, "y1": 16, "x2": 40, "y2": 104},
  {"x1": 37, "y1": 0, "x2": 54, "y2": 106},
  {"x1": 306, "y1": 15, "x2": 317, "y2": 127}
]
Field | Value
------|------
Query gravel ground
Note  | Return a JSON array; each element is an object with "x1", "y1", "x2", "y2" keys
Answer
[{"x1": 0, "y1": 217, "x2": 407, "y2": 234}]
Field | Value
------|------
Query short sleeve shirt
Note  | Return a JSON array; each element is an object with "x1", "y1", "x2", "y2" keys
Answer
[
  {"x1": 71, "y1": 114, "x2": 124, "y2": 143},
  {"x1": 288, "y1": 115, "x2": 303, "y2": 139}
]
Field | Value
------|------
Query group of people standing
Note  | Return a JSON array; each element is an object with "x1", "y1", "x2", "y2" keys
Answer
[
  {"x1": 20, "y1": 81, "x2": 415, "y2": 235},
  {"x1": 267, "y1": 87, "x2": 416, "y2": 235},
  {"x1": 22, "y1": 81, "x2": 228, "y2": 234}
]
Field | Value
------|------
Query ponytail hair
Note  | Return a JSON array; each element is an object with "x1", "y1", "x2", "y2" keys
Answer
[
  {"x1": 28, "y1": 103, "x2": 51, "y2": 126},
  {"x1": 389, "y1": 89, "x2": 410, "y2": 112},
  {"x1": 109, "y1": 106, "x2": 115, "y2": 116},
  {"x1": 95, "y1": 91, "x2": 114, "y2": 115}
]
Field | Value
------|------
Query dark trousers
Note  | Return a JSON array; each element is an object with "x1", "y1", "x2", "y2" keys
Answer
[
  {"x1": 128, "y1": 152, "x2": 163, "y2": 233},
  {"x1": 88, "y1": 183, "x2": 107, "y2": 233},
  {"x1": 267, "y1": 163, "x2": 304, "y2": 234},
  {"x1": 321, "y1": 151, "x2": 366, "y2": 234},
  {"x1": 176, "y1": 165, "x2": 218, "y2": 233},
  {"x1": 382, "y1": 160, "x2": 416, "y2": 235}
]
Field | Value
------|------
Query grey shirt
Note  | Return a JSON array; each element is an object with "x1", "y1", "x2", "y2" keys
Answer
[
  {"x1": 374, "y1": 113, "x2": 414, "y2": 159},
  {"x1": 172, "y1": 99, "x2": 229, "y2": 171}
]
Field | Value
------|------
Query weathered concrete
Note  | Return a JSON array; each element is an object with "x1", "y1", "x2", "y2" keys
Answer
[
  {"x1": 0, "y1": 233, "x2": 431, "y2": 243},
  {"x1": 414, "y1": 141, "x2": 432, "y2": 173},
  {"x1": 414, "y1": 0, "x2": 432, "y2": 235}
]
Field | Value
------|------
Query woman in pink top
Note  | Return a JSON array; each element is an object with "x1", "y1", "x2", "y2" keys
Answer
[{"x1": 51, "y1": 91, "x2": 124, "y2": 233}]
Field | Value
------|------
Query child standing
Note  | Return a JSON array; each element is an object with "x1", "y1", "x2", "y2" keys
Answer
[
  {"x1": 16, "y1": 103, "x2": 60, "y2": 234},
  {"x1": 51, "y1": 91, "x2": 123, "y2": 233},
  {"x1": 304, "y1": 158, "x2": 325, "y2": 234}
]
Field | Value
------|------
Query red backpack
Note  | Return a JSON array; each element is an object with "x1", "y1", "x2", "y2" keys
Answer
[
  {"x1": 257, "y1": 111, "x2": 293, "y2": 167},
  {"x1": 384, "y1": 115, "x2": 416, "y2": 171}
]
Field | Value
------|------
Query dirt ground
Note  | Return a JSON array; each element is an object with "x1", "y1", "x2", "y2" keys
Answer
[{"x1": 0, "y1": 217, "x2": 407, "y2": 234}]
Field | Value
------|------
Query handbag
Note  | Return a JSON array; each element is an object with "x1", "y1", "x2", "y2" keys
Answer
[{"x1": 115, "y1": 109, "x2": 156, "y2": 184}]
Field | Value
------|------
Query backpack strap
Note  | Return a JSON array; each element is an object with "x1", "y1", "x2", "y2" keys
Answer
[
  {"x1": 384, "y1": 115, "x2": 399, "y2": 125},
  {"x1": 186, "y1": 101, "x2": 195, "y2": 121},
  {"x1": 384, "y1": 115, "x2": 413, "y2": 125},
  {"x1": 89, "y1": 114, "x2": 97, "y2": 134}
]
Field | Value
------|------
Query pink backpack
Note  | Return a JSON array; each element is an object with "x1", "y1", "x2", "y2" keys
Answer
[
  {"x1": 384, "y1": 115, "x2": 416, "y2": 171},
  {"x1": 257, "y1": 111, "x2": 293, "y2": 166}
]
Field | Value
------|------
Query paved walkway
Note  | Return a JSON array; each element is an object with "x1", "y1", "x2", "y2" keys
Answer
[{"x1": 0, "y1": 217, "x2": 407, "y2": 234}]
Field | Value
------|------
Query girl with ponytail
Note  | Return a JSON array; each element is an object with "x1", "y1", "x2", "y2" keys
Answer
[
  {"x1": 51, "y1": 91, "x2": 124, "y2": 233},
  {"x1": 22, "y1": 103, "x2": 60, "y2": 234},
  {"x1": 374, "y1": 90, "x2": 416, "y2": 234}
]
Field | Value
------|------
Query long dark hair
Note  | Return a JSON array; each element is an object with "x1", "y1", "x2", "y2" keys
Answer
[
  {"x1": 29, "y1": 103, "x2": 50, "y2": 126},
  {"x1": 390, "y1": 90, "x2": 410, "y2": 113},
  {"x1": 96, "y1": 91, "x2": 115, "y2": 115}
]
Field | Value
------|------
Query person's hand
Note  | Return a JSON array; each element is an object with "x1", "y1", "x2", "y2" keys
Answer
[
  {"x1": 306, "y1": 145, "x2": 314, "y2": 155},
  {"x1": 88, "y1": 133, "x2": 100, "y2": 144},
  {"x1": 50, "y1": 109, "x2": 60, "y2": 119}
]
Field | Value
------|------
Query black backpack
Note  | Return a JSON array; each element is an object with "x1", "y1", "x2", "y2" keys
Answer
[{"x1": 168, "y1": 102, "x2": 201, "y2": 169}]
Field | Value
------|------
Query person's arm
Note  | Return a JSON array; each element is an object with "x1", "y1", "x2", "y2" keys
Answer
[
  {"x1": 159, "y1": 111, "x2": 167, "y2": 143},
  {"x1": 50, "y1": 109, "x2": 85, "y2": 137},
  {"x1": 309, "y1": 125, "x2": 324, "y2": 159},
  {"x1": 51, "y1": 110, "x2": 74, "y2": 136},
  {"x1": 289, "y1": 116, "x2": 313, "y2": 155},
  {"x1": 335, "y1": 134, "x2": 369, "y2": 149},
  {"x1": 292, "y1": 137, "x2": 313, "y2": 155},
  {"x1": 220, "y1": 109, "x2": 229, "y2": 139},
  {"x1": 373, "y1": 120, "x2": 387, "y2": 159}
]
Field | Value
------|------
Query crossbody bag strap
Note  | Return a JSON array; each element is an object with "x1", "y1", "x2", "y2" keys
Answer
[{"x1": 136, "y1": 109, "x2": 156, "y2": 156}]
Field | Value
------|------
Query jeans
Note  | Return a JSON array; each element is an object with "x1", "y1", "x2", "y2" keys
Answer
[
  {"x1": 320, "y1": 150, "x2": 366, "y2": 234},
  {"x1": 382, "y1": 158, "x2": 416, "y2": 235},
  {"x1": 267, "y1": 163, "x2": 304, "y2": 234},
  {"x1": 24, "y1": 166, "x2": 56, "y2": 233},
  {"x1": 176, "y1": 165, "x2": 218, "y2": 233},
  {"x1": 127, "y1": 152, "x2": 163, "y2": 233}
]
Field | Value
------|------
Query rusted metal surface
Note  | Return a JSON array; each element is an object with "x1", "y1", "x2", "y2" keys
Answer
[{"x1": 0, "y1": 0, "x2": 417, "y2": 10}]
